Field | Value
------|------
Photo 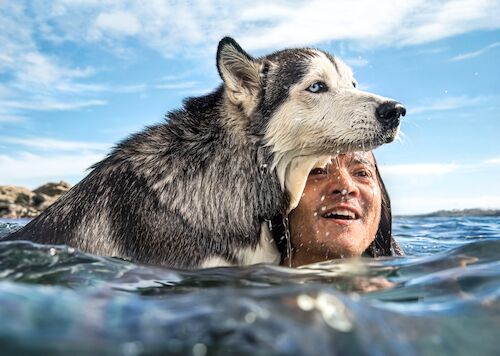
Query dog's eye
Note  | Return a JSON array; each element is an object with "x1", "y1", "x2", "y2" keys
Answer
[{"x1": 306, "y1": 81, "x2": 328, "y2": 93}]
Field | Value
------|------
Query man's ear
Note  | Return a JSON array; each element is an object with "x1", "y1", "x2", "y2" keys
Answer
[{"x1": 216, "y1": 37, "x2": 263, "y2": 113}]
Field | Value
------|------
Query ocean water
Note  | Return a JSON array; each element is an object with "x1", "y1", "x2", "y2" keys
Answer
[{"x1": 0, "y1": 216, "x2": 499, "y2": 355}]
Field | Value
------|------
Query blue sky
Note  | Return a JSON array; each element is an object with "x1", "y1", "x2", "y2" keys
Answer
[{"x1": 0, "y1": 0, "x2": 499, "y2": 215}]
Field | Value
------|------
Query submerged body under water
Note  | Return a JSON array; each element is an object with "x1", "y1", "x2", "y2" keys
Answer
[{"x1": 0, "y1": 216, "x2": 499, "y2": 355}]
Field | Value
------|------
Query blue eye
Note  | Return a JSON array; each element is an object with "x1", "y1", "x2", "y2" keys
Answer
[{"x1": 306, "y1": 81, "x2": 327, "y2": 93}]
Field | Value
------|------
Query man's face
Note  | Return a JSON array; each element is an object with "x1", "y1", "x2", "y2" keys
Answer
[{"x1": 288, "y1": 152, "x2": 382, "y2": 266}]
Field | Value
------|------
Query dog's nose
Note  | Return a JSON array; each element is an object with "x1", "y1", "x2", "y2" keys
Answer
[{"x1": 376, "y1": 101, "x2": 406, "y2": 127}]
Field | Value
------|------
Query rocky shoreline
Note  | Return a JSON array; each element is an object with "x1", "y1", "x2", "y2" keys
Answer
[
  {"x1": 0, "y1": 182, "x2": 71, "y2": 218},
  {"x1": 2, "y1": 181, "x2": 499, "y2": 219}
]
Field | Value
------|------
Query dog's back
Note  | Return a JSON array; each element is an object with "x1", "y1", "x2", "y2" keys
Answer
[{"x1": 8, "y1": 87, "x2": 286, "y2": 267}]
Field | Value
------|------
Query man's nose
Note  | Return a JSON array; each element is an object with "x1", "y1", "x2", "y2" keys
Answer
[{"x1": 330, "y1": 169, "x2": 359, "y2": 198}]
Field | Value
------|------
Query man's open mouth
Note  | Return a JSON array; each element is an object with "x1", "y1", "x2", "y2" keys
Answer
[{"x1": 322, "y1": 209, "x2": 358, "y2": 220}]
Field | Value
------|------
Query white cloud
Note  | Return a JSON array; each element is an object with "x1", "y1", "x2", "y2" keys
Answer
[
  {"x1": 156, "y1": 81, "x2": 200, "y2": 90},
  {"x1": 380, "y1": 157, "x2": 500, "y2": 214},
  {"x1": 343, "y1": 57, "x2": 369, "y2": 67},
  {"x1": 483, "y1": 157, "x2": 500, "y2": 165},
  {"x1": 0, "y1": 115, "x2": 27, "y2": 124},
  {"x1": 2, "y1": 99, "x2": 107, "y2": 111},
  {"x1": 1, "y1": 137, "x2": 111, "y2": 151},
  {"x1": 14, "y1": 52, "x2": 95, "y2": 88},
  {"x1": 409, "y1": 95, "x2": 490, "y2": 115},
  {"x1": 381, "y1": 156, "x2": 500, "y2": 180},
  {"x1": 12, "y1": 0, "x2": 500, "y2": 56},
  {"x1": 0, "y1": 151, "x2": 105, "y2": 188},
  {"x1": 380, "y1": 163, "x2": 460, "y2": 176},
  {"x1": 450, "y1": 41, "x2": 500, "y2": 61},
  {"x1": 0, "y1": 135, "x2": 111, "y2": 187},
  {"x1": 416, "y1": 47, "x2": 447, "y2": 55},
  {"x1": 53, "y1": 82, "x2": 147, "y2": 94},
  {"x1": 179, "y1": 88, "x2": 215, "y2": 96},
  {"x1": 92, "y1": 11, "x2": 141, "y2": 38},
  {"x1": 392, "y1": 195, "x2": 500, "y2": 215},
  {"x1": 0, "y1": 2, "x2": 146, "y2": 123}
]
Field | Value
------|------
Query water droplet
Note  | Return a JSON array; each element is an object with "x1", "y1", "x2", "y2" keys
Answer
[
  {"x1": 192, "y1": 343, "x2": 207, "y2": 356},
  {"x1": 122, "y1": 341, "x2": 143, "y2": 356},
  {"x1": 49, "y1": 248, "x2": 57, "y2": 256},
  {"x1": 313, "y1": 212, "x2": 318, "y2": 216},
  {"x1": 244, "y1": 312, "x2": 257, "y2": 324},
  {"x1": 317, "y1": 292, "x2": 353, "y2": 332},
  {"x1": 321, "y1": 206, "x2": 326, "y2": 211},
  {"x1": 320, "y1": 195, "x2": 325, "y2": 201},
  {"x1": 297, "y1": 294, "x2": 315, "y2": 311}
]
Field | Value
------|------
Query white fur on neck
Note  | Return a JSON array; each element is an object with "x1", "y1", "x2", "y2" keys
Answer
[
  {"x1": 200, "y1": 223, "x2": 280, "y2": 268},
  {"x1": 275, "y1": 153, "x2": 333, "y2": 212},
  {"x1": 237, "y1": 222, "x2": 280, "y2": 265}
]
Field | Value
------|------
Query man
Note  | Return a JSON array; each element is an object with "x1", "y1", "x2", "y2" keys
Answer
[{"x1": 271, "y1": 151, "x2": 403, "y2": 267}]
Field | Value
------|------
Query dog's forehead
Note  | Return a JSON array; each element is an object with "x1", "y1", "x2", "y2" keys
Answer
[
  {"x1": 264, "y1": 48, "x2": 316, "y2": 83},
  {"x1": 263, "y1": 48, "x2": 354, "y2": 88},
  {"x1": 303, "y1": 50, "x2": 354, "y2": 82},
  {"x1": 260, "y1": 48, "x2": 316, "y2": 103}
]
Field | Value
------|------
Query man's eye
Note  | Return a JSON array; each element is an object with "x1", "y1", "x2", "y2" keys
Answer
[
  {"x1": 306, "y1": 81, "x2": 328, "y2": 93},
  {"x1": 310, "y1": 167, "x2": 327, "y2": 176},
  {"x1": 355, "y1": 170, "x2": 371, "y2": 178}
]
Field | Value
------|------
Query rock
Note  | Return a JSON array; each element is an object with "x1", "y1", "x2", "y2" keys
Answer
[
  {"x1": 33, "y1": 181, "x2": 71, "y2": 197},
  {"x1": 0, "y1": 182, "x2": 71, "y2": 218},
  {"x1": 0, "y1": 186, "x2": 34, "y2": 205},
  {"x1": 33, "y1": 194, "x2": 60, "y2": 211}
]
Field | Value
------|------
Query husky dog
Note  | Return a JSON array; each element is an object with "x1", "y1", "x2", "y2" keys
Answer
[{"x1": 6, "y1": 37, "x2": 405, "y2": 268}]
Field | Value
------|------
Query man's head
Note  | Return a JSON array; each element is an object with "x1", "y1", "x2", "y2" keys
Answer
[{"x1": 285, "y1": 152, "x2": 383, "y2": 266}]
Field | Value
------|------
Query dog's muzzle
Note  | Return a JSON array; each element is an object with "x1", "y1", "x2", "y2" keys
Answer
[{"x1": 376, "y1": 101, "x2": 406, "y2": 130}]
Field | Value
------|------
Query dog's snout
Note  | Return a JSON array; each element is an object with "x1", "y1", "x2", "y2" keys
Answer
[{"x1": 376, "y1": 101, "x2": 406, "y2": 127}]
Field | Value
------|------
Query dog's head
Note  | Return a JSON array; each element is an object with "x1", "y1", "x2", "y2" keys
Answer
[{"x1": 217, "y1": 37, "x2": 405, "y2": 210}]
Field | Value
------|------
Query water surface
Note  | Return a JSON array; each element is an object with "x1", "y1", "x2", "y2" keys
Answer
[{"x1": 0, "y1": 217, "x2": 499, "y2": 355}]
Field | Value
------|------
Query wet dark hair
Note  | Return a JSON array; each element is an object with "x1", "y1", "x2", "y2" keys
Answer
[
  {"x1": 269, "y1": 154, "x2": 404, "y2": 261},
  {"x1": 364, "y1": 155, "x2": 404, "y2": 257}
]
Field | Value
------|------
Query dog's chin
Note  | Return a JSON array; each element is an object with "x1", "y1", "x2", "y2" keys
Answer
[
  {"x1": 383, "y1": 128, "x2": 400, "y2": 143},
  {"x1": 297, "y1": 129, "x2": 400, "y2": 157},
  {"x1": 344, "y1": 132, "x2": 399, "y2": 153},
  {"x1": 384, "y1": 135, "x2": 396, "y2": 144}
]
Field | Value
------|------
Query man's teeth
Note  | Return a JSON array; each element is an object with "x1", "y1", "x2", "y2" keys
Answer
[{"x1": 324, "y1": 210, "x2": 356, "y2": 219}]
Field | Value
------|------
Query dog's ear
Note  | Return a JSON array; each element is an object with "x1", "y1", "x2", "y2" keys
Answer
[{"x1": 217, "y1": 37, "x2": 263, "y2": 114}]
